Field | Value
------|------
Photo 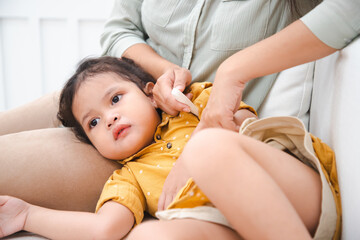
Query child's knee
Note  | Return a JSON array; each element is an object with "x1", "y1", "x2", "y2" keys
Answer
[
  {"x1": 182, "y1": 128, "x2": 241, "y2": 173},
  {"x1": 182, "y1": 129, "x2": 218, "y2": 164},
  {"x1": 184, "y1": 128, "x2": 232, "y2": 153}
]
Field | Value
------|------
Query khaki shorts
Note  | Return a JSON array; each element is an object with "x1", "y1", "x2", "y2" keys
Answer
[{"x1": 157, "y1": 116, "x2": 340, "y2": 239}]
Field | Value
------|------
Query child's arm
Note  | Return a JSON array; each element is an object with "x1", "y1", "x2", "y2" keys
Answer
[
  {"x1": 0, "y1": 196, "x2": 134, "y2": 240},
  {"x1": 233, "y1": 108, "x2": 258, "y2": 128}
]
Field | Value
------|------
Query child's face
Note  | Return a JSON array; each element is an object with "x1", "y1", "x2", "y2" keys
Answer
[{"x1": 72, "y1": 72, "x2": 161, "y2": 160}]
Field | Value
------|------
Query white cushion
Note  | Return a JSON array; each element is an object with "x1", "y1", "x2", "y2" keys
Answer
[
  {"x1": 257, "y1": 62, "x2": 314, "y2": 129},
  {"x1": 310, "y1": 37, "x2": 360, "y2": 239}
]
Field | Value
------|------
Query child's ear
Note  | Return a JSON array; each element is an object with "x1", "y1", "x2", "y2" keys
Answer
[{"x1": 144, "y1": 82, "x2": 158, "y2": 108}]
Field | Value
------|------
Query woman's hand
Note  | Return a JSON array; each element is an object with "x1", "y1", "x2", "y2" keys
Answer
[
  {"x1": 153, "y1": 67, "x2": 192, "y2": 116},
  {"x1": 0, "y1": 196, "x2": 29, "y2": 238},
  {"x1": 196, "y1": 104, "x2": 238, "y2": 133},
  {"x1": 194, "y1": 68, "x2": 247, "y2": 134},
  {"x1": 157, "y1": 156, "x2": 191, "y2": 211}
]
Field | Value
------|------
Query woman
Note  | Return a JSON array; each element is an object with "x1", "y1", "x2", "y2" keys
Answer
[{"x1": 0, "y1": 0, "x2": 358, "y2": 225}]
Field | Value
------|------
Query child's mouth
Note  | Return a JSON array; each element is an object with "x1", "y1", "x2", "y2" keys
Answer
[{"x1": 113, "y1": 124, "x2": 131, "y2": 140}]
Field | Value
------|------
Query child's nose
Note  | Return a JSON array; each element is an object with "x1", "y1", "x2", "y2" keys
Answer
[{"x1": 107, "y1": 114, "x2": 119, "y2": 128}]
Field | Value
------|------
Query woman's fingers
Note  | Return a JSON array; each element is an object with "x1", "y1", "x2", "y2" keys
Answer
[{"x1": 153, "y1": 67, "x2": 192, "y2": 115}]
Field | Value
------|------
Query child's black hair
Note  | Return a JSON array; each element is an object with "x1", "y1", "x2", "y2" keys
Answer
[{"x1": 57, "y1": 56, "x2": 156, "y2": 144}]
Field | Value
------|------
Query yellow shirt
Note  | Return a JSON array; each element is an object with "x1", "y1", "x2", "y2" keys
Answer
[{"x1": 95, "y1": 82, "x2": 255, "y2": 224}]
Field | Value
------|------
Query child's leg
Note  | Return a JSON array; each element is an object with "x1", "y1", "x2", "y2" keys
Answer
[
  {"x1": 181, "y1": 128, "x2": 322, "y2": 240},
  {"x1": 127, "y1": 219, "x2": 242, "y2": 240}
]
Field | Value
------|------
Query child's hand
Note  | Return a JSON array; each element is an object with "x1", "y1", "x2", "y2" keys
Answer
[
  {"x1": 158, "y1": 156, "x2": 191, "y2": 211},
  {"x1": 0, "y1": 196, "x2": 29, "y2": 237},
  {"x1": 233, "y1": 109, "x2": 258, "y2": 129}
]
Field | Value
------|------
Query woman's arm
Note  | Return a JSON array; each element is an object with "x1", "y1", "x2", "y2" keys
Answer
[
  {"x1": 102, "y1": 0, "x2": 176, "y2": 79},
  {"x1": 198, "y1": 0, "x2": 360, "y2": 131},
  {"x1": 196, "y1": 20, "x2": 337, "y2": 132},
  {"x1": 123, "y1": 43, "x2": 193, "y2": 115},
  {"x1": 102, "y1": 0, "x2": 191, "y2": 115}
]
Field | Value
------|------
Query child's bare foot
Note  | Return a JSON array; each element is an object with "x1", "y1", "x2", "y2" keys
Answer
[{"x1": 0, "y1": 196, "x2": 29, "y2": 237}]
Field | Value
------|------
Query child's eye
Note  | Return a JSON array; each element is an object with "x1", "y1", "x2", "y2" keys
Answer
[
  {"x1": 112, "y1": 94, "x2": 122, "y2": 104},
  {"x1": 89, "y1": 118, "x2": 100, "y2": 128}
]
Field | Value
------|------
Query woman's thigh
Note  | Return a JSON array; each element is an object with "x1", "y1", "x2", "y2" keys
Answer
[
  {"x1": 0, "y1": 127, "x2": 120, "y2": 211},
  {"x1": 0, "y1": 92, "x2": 61, "y2": 136},
  {"x1": 127, "y1": 219, "x2": 242, "y2": 240}
]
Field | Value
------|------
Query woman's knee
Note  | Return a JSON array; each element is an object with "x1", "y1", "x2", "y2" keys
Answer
[{"x1": 0, "y1": 91, "x2": 61, "y2": 135}]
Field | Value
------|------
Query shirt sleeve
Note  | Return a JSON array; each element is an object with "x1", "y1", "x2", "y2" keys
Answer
[
  {"x1": 300, "y1": 0, "x2": 360, "y2": 49},
  {"x1": 95, "y1": 166, "x2": 146, "y2": 225},
  {"x1": 187, "y1": 82, "x2": 257, "y2": 119},
  {"x1": 101, "y1": 0, "x2": 147, "y2": 57}
]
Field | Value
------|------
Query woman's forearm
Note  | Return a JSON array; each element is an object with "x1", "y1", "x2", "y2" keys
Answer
[
  {"x1": 123, "y1": 43, "x2": 179, "y2": 79},
  {"x1": 216, "y1": 20, "x2": 337, "y2": 87},
  {"x1": 212, "y1": 20, "x2": 337, "y2": 110},
  {"x1": 199, "y1": 20, "x2": 337, "y2": 131}
]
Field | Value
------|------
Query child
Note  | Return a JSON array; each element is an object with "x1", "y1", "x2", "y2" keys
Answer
[{"x1": 0, "y1": 56, "x2": 256, "y2": 239}]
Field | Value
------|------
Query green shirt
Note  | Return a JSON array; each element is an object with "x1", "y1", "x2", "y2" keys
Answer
[
  {"x1": 301, "y1": 0, "x2": 360, "y2": 49},
  {"x1": 101, "y1": 0, "x2": 359, "y2": 109}
]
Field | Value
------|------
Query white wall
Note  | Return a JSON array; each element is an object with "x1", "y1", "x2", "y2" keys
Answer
[{"x1": 0, "y1": 0, "x2": 115, "y2": 111}]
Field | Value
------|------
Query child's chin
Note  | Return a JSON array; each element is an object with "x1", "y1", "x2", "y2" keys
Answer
[
  {"x1": 104, "y1": 150, "x2": 133, "y2": 161},
  {"x1": 99, "y1": 150, "x2": 121, "y2": 160}
]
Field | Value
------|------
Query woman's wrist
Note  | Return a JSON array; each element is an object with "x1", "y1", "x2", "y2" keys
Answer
[
  {"x1": 214, "y1": 63, "x2": 247, "y2": 101},
  {"x1": 216, "y1": 51, "x2": 254, "y2": 88},
  {"x1": 160, "y1": 64, "x2": 184, "y2": 78}
]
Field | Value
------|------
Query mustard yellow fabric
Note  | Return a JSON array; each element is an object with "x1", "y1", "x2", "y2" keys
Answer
[
  {"x1": 95, "y1": 82, "x2": 255, "y2": 224},
  {"x1": 167, "y1": 178, "x2": 210, "y2": 210},
  {"x1": 311, "y1": 135, "x2": 342, "y2": 240}
]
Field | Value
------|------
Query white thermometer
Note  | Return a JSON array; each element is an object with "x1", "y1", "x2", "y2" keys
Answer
[{"x1": 171, "y1": 88, "x2": 199, "y2": 117}]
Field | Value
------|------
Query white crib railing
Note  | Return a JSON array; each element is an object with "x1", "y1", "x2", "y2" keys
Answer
[{"x1": 0, "y1": 0, "x2": 114, "y2": 111}]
